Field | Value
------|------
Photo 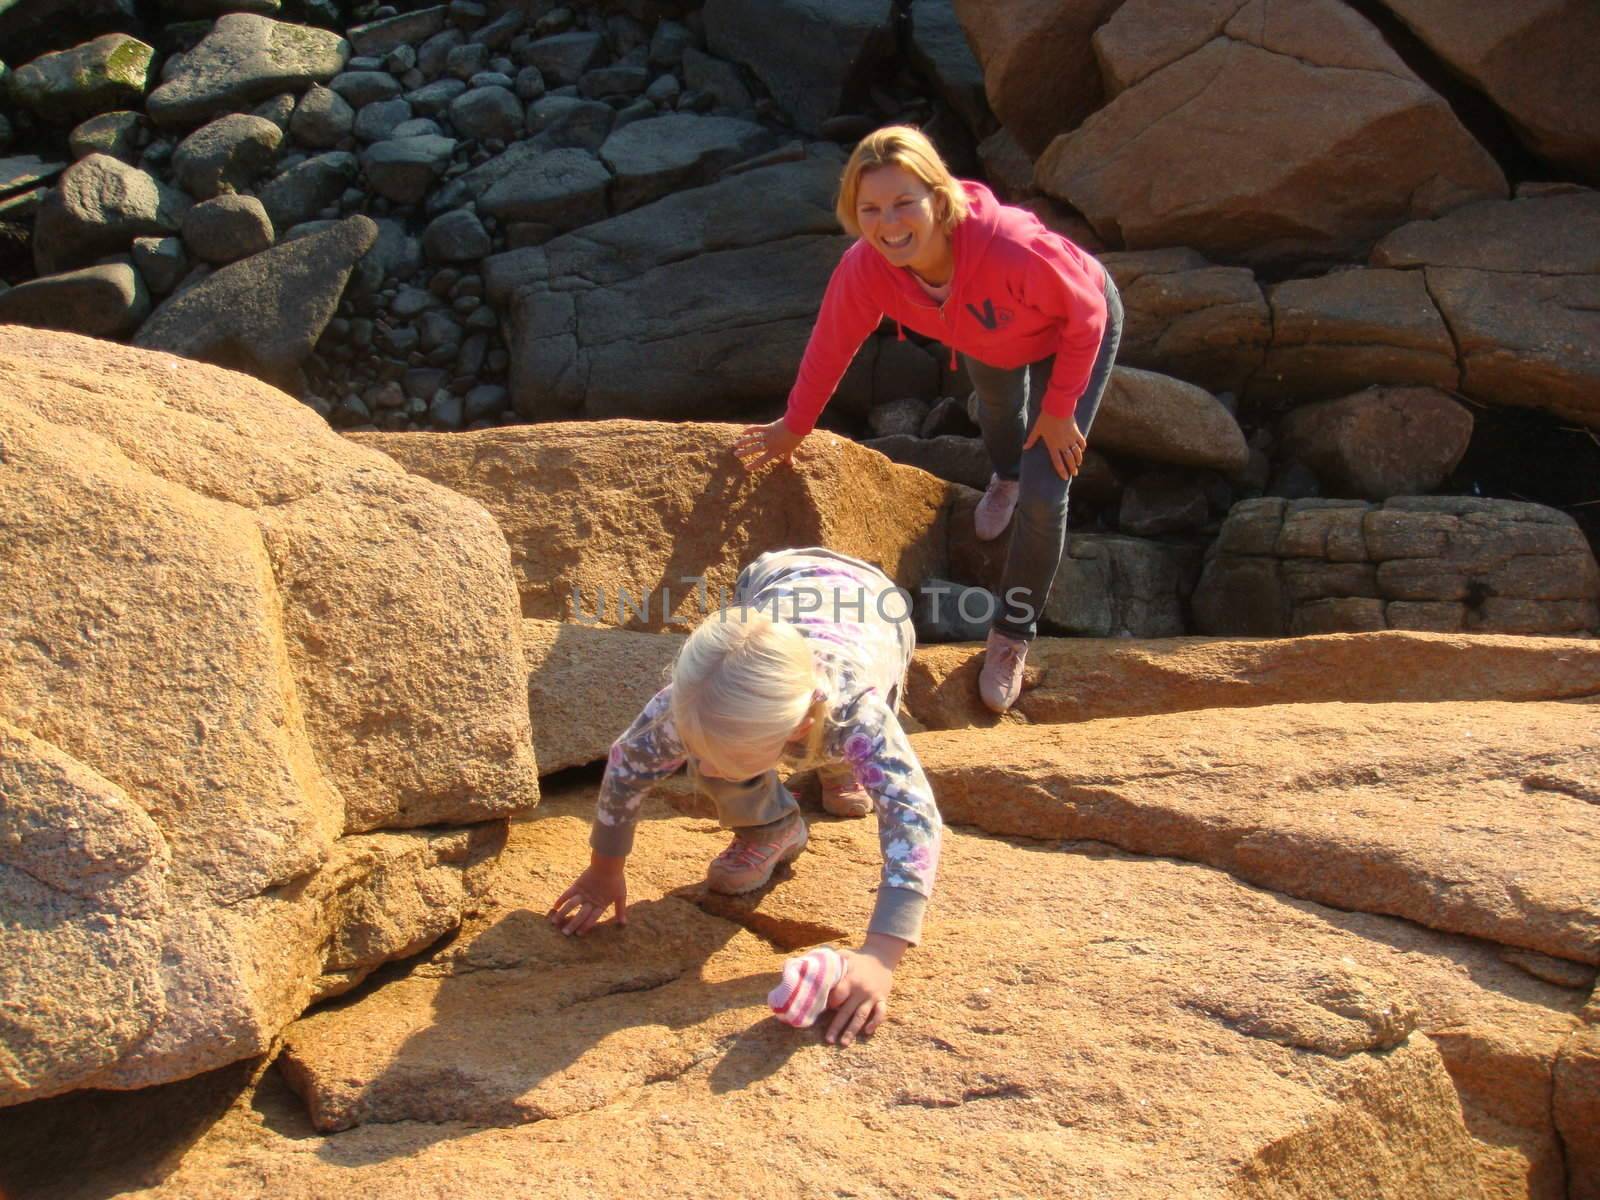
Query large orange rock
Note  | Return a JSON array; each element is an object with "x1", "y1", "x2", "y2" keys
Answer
[
  {"x1": 952, "y1": 0, "x2": 1120, "y2": 155},
  {"x1": 905, "y1": 630, "x2": 1600, "y2": 731},
  {"x1": 262, "y1": 785, "x2": 1485, "y2": 1199},
  {"x1": 1378, "y1": 0, "x2": 1600, "y2": 183},
  {"x1": 354, "y1": 422, "x2": 958, "y2": 630},
  {"x1": 913, "y1": 701, "x2": 1600, "y2": 964},
  {"x1": 1037, "y1": 0, "x2": 1507, "y2": 270},
  {"x1": 0, "y1": 329, "x2": 536, "y2": 1104}
]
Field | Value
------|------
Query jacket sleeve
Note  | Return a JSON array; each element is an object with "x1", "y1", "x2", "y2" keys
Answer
[
  {"x1": 824, "y1": 691, "x2": 943, "y2": 944},
  {"x1": 783, "y1": 245, "x2": 885, "y2": 436},
  {"x1": 1018, "y1": 237, "x2": 1109, "y2": 421},
  {"x1": 591, "y1": 685, "x2": 686, "y2": 857}
]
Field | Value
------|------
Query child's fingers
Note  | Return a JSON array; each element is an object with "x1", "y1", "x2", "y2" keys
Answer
[
  {"x1": 838, "y1": 998, "x2": 875, "y2": 1046},
  {"x1": 614, "y1": 892, "x2": 628, "y2": 925},
  {"x1": 825, "y1": 997, "x2": 856, "y2": 1044},
  {"x1": 864, "y1": 1001, "x2": 886, "y2": 1037}
]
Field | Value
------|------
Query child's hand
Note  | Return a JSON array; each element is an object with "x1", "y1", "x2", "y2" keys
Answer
[
  {"x1": 547, "y1": 854, "x2": 628, "y2": 936},
  {"x1": 826, "y1": 934, "x2": 908, "y2": 1046},
  {"x1": 734, "y1": 418, "x2": 804, "y2": 472}
]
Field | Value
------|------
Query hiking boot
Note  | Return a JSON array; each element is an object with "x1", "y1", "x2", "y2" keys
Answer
[
  {"x1": 974, "y1": 474, "x2": 1020, "y2": 541},
  {"x1": 706, "y1": 813, "x2": 809, "y2": 894},
  {"x1": 979, "y1": 627, "x2": 1028, "y2": 713},
  {"x1": 819, "y1": 763, "x2": 872, "y2": 818}
]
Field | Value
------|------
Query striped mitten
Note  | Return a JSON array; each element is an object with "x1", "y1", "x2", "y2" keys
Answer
[{"x1": 768, "y1": 947, "x2": 847, "y2": 1028}]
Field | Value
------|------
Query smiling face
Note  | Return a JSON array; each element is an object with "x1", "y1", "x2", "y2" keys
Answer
[{"x1": 854, "y1": 164, "x2": 953, "y2": 283}]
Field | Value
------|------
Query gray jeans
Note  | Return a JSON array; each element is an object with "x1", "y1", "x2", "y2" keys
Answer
[{"x1": 964, "y1": 272, "x2": 1124, "y2": 640}]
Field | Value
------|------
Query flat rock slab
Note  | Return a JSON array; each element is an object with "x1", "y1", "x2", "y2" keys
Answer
[
  {"x1": 146, "y1": 14, "x2": 349, "y2": 128},
  {"x1": 906, "y1": 630, "x2": 1600, "y2": 730},
  {"x1": 261, "y1": 785, "x2": 1488, "y2": 1197},
  {"x1": 914, "y1": 700, "x2": 1600, "y2": 964}
]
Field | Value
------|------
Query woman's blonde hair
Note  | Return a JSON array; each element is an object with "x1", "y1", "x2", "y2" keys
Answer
[
  {"x1": 671, "y1": 609, "x2": 827, "y2": 781},
  {"x1": 835, "y1": 125, "x2": 970, "y2": 237}
]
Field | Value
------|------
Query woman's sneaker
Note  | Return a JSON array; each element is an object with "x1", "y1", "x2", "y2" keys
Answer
[
  {"x1": 974, "y1": 474, "x2": 1020, "y2": 541},
  {"x1": 706, "y1": 813, "x2": 809, "y2": 894},
  {"x1": 979, "y1": 628, "x2": 1029, "y2": 713}
]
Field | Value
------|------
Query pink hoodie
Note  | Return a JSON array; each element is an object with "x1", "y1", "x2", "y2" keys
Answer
[{"x1": 783, "y1": 180, "x2": 1108, "y2": 436}]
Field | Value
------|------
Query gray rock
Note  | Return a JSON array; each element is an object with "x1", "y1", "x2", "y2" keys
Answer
[
  {"x1": 390, "y1": 118, "x2": 445, "y2": 140},
  {"x1": 525, "y1": 94, "x2": 614, "y2": 151},
  {"x1": 644, "y1": 74, "x2": 680, "y2": 108},
  {"x1": 418, "y1": 308, "x2": 462, "y2": 352},
  {"x1": 702, "y1": 0, "x2": 894, "y2": 134},
  {"x1": 0, "y1": 114, "x2": 11, "y2": 154},
  {"x1": 146, "y1": 14, "x2": 350, "y2": 128},
  {"x1": 522, "y1": 32, "x2": 604, "y2": 88},
  {"x1": 469, "y1": 72, "x2": 515, "y2": 90},
  {"x1": 446, "y1": 42, "x2": 491, "y2": 81},
  {"x1": 182, "y1": 193, "x2": 275, "y2": 263},
  {"x1": 354, "y1": 97, "x2": 415, "y2": 143},
  {"x1": 251, "y1": 92, "x2": 297, "y2": 131},
  {"x1": 0, "y1": 262, "x2": 149, "y2": 336},
  {"x1": 867, "y1": 395, "x2": 930, "y2": 438},
  {"x1": 257, "y1": 150, "x2": 357, "y2": 230},
  {"x1": 348, "y1": 6, "x2": 447, "y2": 57},
  {"x1": 8, "y1": 34, "x2": 155, "y2": 121},
  {"x1": 135, "y1": 214, "x2": 378, "y2": 386},
  {"x1": 908, "y1": 0, "x2": 991, "y2": 137},
  {"x1": 913, "y1": 578, "x2": 996, "y2": 642},
  {"x1": 863, "y1": 433, "x2": 992, "y2": 490},
  {"x1": 32, "y1": 154, "x2": 189, "y2": 275},
  {"x1": 329, "y1": 70, "x2": 402, "y2": 108},
  {"x1": 650, "y1": 20, "x2": 696, "y2": 68},
  {"x1": 391, "y1": 285, "x2": 437, "y2": 317},
  {"x1": 681, "y1": 48, "x2": 751, "y2": 113},
  {"x1": 0, "y1": 154, "x2": 67, "y2": 196},
  {"x1": 131, "y1": 235, "x2": 188, "y2": 295},
  {"x1": 1117, "y1": 471, "x2": 1211, "y2": 536},
  {"x1": 478, "y1": 145, "x2": 609, "y2": 231},
  {"x1": 504, "y1": 228, "x2": 851, "y2": 419},
  {"x1": 921, "y1": 393, "x2": 977, "y2": 438},
  {"x1": 1277, "y1": 387, "x2": 1474, "y2": 501},
  {"x1": 580, "y1": 65, "x2": 649, "y2": 100},
  {"x1": 1195, "y1": 496, "x2": 1600, "y2": 637},
  {"x1": 417, "y1": 28, "x2": 466, "y2": 78},
  {"x1": 463, "y1": 383, "x2": 507, "y2": 422},
  {"x1": 598, "y1": 113, "x2": 771, "y2": 213},
  {"x1": 69, "y1": 111, "x2": 146, "y2": 162},
  {"x1": 406, "y1": 78, "x2": 469, "y2": 120},
  {"x1": 171, "y1": 113, "x2": 283, "y2": 199},
  {"x1": 428, "y1": 389, "x2": 465, "y2": 429},
  {"x1": 1093, "y1": 367, "x2": 1250, "y2": 474},
  {"x1": 290, "y1": 84, "x2": 355, "y2": 148},
  {"x1": 449, "y1": 85, "x2": 522, "y2": 142},
  {"x1": 362, "y1": 135, "x2": 456, "y2": 203},
  {"x1": 422, "y1": 209, "x2": 490, "y2": 262},
  {"x1": 514, "y1": 66, "x2": 546, "y2": 101},
  {"x1": 383, "y1": 45, "x2": 418, "y2": 75}
]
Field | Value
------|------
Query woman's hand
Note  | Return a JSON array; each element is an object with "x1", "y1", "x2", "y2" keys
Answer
[
  {"x1": 1023, "y1": 410, "x2": 1087, "y2": 481},
  {"x1": 826, "y1": 934, "x2": 908, "y2": 1046},
  {"x1": 734, "y1": 418, "x2": 805, "y2": 472},
  {"x1": 547, "y1": 853, "x2": 629, "y2": 936}
]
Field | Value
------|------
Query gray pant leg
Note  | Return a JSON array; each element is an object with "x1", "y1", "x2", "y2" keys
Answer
[
  {"x1": 689, "y1": 760, "x2": 799, "y2": 829},
  {"x1": 982, "y1": 276, "x2": 1125, "y2": 640}
]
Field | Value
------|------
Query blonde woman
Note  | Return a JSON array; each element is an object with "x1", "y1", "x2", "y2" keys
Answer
[
  {"x1": 548, "y1": 548, "x2": 941, "y2": 1047},
  {"x1": 736, "y1": 126, "x2": 1123, "y2": 713}
]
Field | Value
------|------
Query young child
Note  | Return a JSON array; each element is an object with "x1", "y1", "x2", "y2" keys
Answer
[
  {"x1": 548, "y1": 548, "x2": 942, "y2": 1047},
  {"x1": 736, "y1": 125, "x2": 1123, "y2": 713}
]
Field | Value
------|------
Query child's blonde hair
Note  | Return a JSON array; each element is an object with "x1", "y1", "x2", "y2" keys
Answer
[
  {"x1": 672, "y1": 609, "x2": 827, "y2": 781},
  {"x1": 834, "y1": 125, "x2": 970, "y2": 237}
]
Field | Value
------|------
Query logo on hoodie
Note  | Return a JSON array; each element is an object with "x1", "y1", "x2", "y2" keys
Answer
[{"x1": 965, "y1": 299, "x2": 1014, "y2": 330}]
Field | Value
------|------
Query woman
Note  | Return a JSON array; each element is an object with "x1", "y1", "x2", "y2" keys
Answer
[{"x1": 735, "y1": 126, "x2": 1124, "y2": 712}]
